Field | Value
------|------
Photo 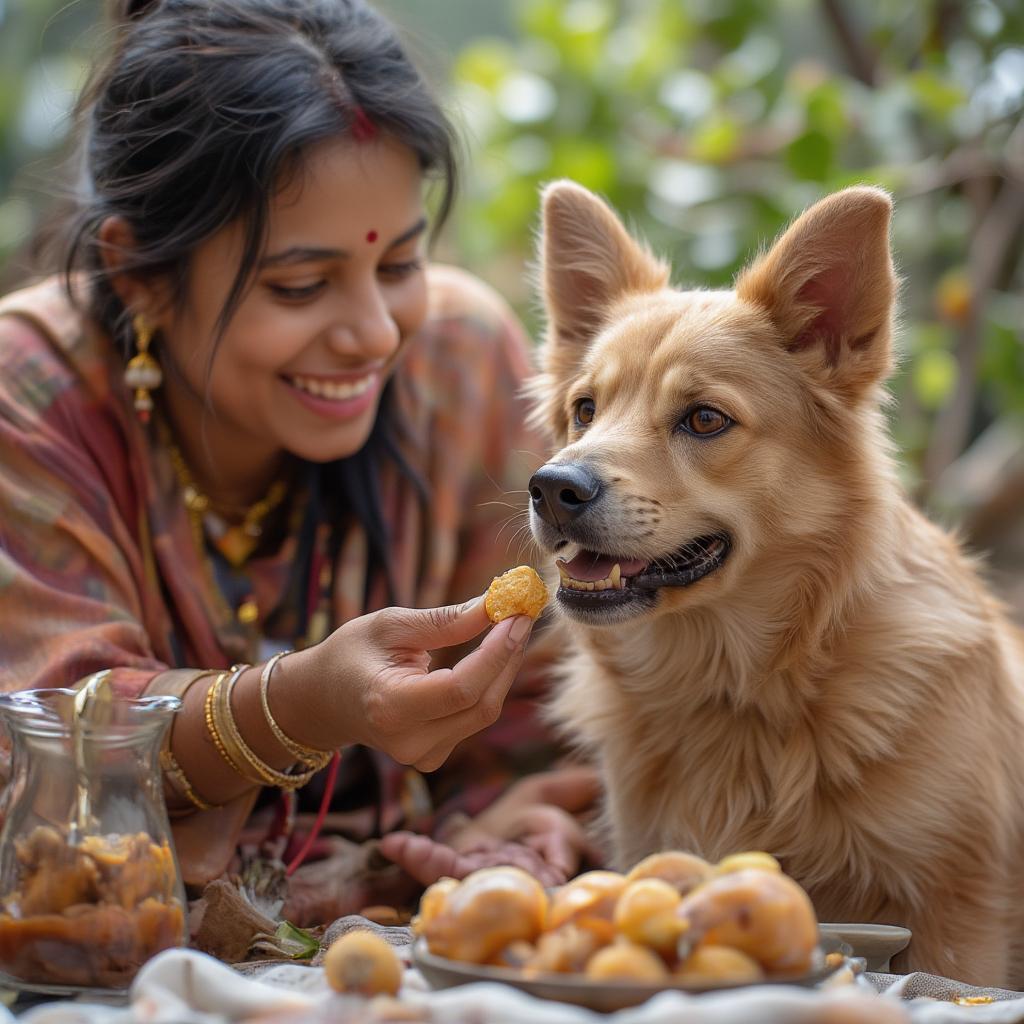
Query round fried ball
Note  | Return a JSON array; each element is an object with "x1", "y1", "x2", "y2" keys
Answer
[
  {"x1": 585, "y1": 942, "x2": 668, "y2": 982},
  {"x1": 324, "y1": 929, "x2": 403, "y2": 996},
  {"x1": 423, "y1": 866, "x2": 548, "y2": 964},
  {"x1": 713, "y1": 851, "x2": 781, "y2": 876},
  {"x1": 625, "y1": 851, "x2": 712, "y2": 897},
  {"x1": 614, "y1": 878, "x2": 685, "y2": 957},
  {"x1": 484, "y1": 566, "x2": 549, "y2": 623},
  {"x1": 676, "y1": 868, "x2": 818, "y2": 974},
  {"x1": 675, "y1": 944, "x2": 764, "y2": 986}
]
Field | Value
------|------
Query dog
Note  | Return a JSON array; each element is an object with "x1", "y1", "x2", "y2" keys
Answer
[{"x1": 525, "y1": 180, "x2": 1024, "y2": 987}]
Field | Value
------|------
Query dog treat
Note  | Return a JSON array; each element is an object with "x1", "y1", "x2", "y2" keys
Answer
[
  {"x1": 484, "y1": 565, "x2": 549, "y2": 623},
  {"x1": 419, "y1": 849, "x2": 825, "y2": 988},
  {"x1": 323, "y1": 929, "x2": 403, "y2": 996}
]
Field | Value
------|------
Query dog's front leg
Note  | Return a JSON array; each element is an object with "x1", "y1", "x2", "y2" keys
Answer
[{"x1": 891, "y1": 891, "x2": 1011, "y2": 988}]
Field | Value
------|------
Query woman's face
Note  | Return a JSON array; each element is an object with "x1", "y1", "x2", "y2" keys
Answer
[{"x1": 159, "y1": 136, "x2": 429, "y2": 467}]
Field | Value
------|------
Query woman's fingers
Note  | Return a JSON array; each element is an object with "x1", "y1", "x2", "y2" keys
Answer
[
  {"x1": 376, "y1": 598, "x2": 490, "y2": 651},
  {"x1": 519, "y1": 765, "x2": 603, "y2": 811},
  {"x1": 411, "y1": 626, "x2": 536, "y2": 769},
  {"x1": 398, "y1": 615, "x2": 532, "y2": 725},
  {"x1": 378, "y1": 831, "x2": 471, "y2": 886}
]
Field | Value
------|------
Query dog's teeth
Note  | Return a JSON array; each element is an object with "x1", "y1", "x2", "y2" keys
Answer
[
  {"x1": 556, "y1": 559, "x2": 570, "y2": 586},
  {"x1": 594, "y1": 579, "x2": 607, "y2": 591},
  {"x1": 610, "y1": 564, "x2": 621, "y2": 588}
]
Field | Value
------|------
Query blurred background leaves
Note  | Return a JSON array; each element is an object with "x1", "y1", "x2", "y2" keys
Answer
[{"x1": 1, "y1": 0, "x2": 1022, "y2": 613}]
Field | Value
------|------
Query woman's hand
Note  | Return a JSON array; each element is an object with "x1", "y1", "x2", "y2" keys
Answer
[
  {"x1": 379, "y1": 766, "x2": 604, "y2": 887},
  {"x1": 274, "y1": 599, "x2": 533, "y2": 772}
]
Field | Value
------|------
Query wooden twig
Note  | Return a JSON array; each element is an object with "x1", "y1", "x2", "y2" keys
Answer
[
  {"x1": 922, "y1": 123, "x2": 1024, "y2": 490},
  {"x1": 819, "y1": 0, "x2": 877, "y2": 87}
]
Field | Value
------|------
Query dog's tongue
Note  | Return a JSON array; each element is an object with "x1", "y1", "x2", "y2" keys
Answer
[{"x1": 562, "y1": 551, "x2": 649, "y2": 581}]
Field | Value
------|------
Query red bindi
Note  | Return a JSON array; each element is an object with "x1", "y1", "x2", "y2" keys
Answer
[{"x1": 366, "y1": 230, "x2": 378, "y2": 243}]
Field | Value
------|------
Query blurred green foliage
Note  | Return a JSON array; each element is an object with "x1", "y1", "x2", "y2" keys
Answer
[
  {"x1": 1, "y1": 0, "x2": 1022, "y2": 499},
  {"x1": 447, "y1": 0, "x2": 1024, "y2": 493}
]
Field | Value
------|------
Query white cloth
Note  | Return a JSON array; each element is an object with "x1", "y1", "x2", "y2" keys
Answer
[{"x1": 4, "y1": 949, "x2": 1024, "y2": 1024}]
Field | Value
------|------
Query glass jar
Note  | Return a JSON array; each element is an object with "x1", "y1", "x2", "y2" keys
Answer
[{"x1": 0, "y1": 684, "x2": 187, "y2": 994}]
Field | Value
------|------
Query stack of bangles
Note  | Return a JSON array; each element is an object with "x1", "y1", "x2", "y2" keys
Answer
[{"x1": 161, "y1": 651, "x2": 334, "y2": 811}]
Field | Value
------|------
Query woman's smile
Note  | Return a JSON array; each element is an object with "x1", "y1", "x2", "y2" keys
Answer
[{"x1": 281, "y1": 368, "x2": 382, "y2": 420}]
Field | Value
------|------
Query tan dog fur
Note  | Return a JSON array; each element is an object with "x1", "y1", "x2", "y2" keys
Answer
[{"x1": 527, "y1": 181, "x2": 1024, "y2": 987}]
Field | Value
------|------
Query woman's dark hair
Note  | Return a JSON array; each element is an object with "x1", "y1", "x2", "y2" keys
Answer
[
  {"x1": 65, "y1": 0, "x2": 457, "y2": 608},
  {"x1": 68, "y1": 0, "x2": 458, "y2": 346}
]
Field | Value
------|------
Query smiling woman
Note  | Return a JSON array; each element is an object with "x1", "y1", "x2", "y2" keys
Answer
[{"x1": 0, "y1": 0, "x2": 596, "y2": 927}]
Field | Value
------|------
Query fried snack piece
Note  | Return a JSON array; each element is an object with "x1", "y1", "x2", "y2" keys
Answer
[
  {"x1": 410, "y1": 877, "x2": 459, "y2": 937},
  {"x1": 585, "y1": 942, "x2": 668, "y2": 982},
  {"x1": 713, "y1": 851, "x2": 781, "y2": 876},
  {"x1": 676, "y1": 868, "x2": 818, "y2": 974},
  {"x1": 626, "y1": 851, "x2": 712, "y2": 897},
  {"x1": 423, "y1": 866, "x2": 548, "y2": 964},
  {"x1": 613, "y1": 878, "x2": 685, "y2": 958},
  {"x1": 484, "y1": 566, "x2": 549, "y2": 623},
  {"x1": 324, "y1": 929, "x2": 403, "y2": 996},
  {"x1": 675, "y1": 944, "x2": 764, "y2": 985},
  {"x1": 547, "y1": 871, "x2": 627, "y2": 932},
  {"x1": 524, "y1": 924, "x2": 606, "y2": 975}
]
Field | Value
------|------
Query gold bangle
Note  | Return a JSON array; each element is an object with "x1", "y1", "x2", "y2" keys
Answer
[
  {"x1": 160, "y1": 668, "x2": 222, "y2": 810},
  {"x1": 204, "y1": 671, "x2": 242, "y2": 774},
  {"x1": 259, "y1": 651, "x2": 333, "y2": 770},
  {"x1": 216, "y1": 664, "x2": 318, "y2": 791},
  {"x1": 161, "y1": 745, "x2": 216, "y2": 811}
]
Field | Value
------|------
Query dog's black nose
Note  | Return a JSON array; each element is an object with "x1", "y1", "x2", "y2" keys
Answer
[{"x1": 529, "y1": 463, "x2": 601, "y2": 526}]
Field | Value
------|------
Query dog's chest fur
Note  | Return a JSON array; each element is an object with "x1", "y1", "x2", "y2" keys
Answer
[{"x1": 548, "y1": 550, "x2": 1024, "y2": 923}]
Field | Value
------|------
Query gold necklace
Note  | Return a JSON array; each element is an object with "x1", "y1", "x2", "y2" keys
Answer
[{"x1": 167, "y1": 443, "x2": 289, "y2": 626}]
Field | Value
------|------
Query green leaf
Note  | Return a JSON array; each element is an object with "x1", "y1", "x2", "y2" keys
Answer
[
  {"x1": 689, "y1": 115, "x2": 741, "y2": 163},
  {"x1": 805, "y1": 81, "x2": 847, "y2": 137},
  {"x1": 550, "y1": 138, "x2": 617, "y2": 193},
  {"x1": 912, "y1": 348, "x2": 959, "y2": 410},
  {"x1": 453, "y1": 40, "x2": 516, "y2": 91},
  {"x1": 273, "y1": 921, "x2": 320, "y2": 960},
  {"x1": 785, "y1": 129, "x2": 834, "y2": 182},
  {"x1": 908, "y1": 71, "x2": 965, "y2": 118}
]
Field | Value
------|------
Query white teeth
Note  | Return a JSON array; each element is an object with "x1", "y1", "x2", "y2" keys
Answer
[
  {"x1": 554, "y1": 559, "x2": 627, "y2": 592},
  {"x1": 290, "y1": 373, "x2": 374, "y2": 400}
]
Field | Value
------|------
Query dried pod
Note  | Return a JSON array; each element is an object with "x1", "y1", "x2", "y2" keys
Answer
[
  {"x1": 423, "y1": 866, "x2": 547, "y2": 964},
  {"x1": 324, "y1": 929, "x2": 402, "y2": 996},
  {"x1": 676, "y1": 868, "x2": 818, "y2": 974},
  {"x1": 625, "y1": 851, "x2": 712, "y2": 897}
]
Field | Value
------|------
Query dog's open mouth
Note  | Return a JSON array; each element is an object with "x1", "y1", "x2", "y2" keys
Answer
[{"x1": 554, "y1": 534, "x2": 730, "y2": 615}]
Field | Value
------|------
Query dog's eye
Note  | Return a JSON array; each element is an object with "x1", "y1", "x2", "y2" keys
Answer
[
  {"x1": 574, "y1": 398, "x2": 596, "y2": 428},
  {"x1": 682, "y1": 406, "x2": 731, "y2": 437}
]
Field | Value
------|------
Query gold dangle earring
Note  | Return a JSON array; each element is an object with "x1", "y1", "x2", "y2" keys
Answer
[{"x1": 124, "y1": 314, "x2": 162, "y2": 423}]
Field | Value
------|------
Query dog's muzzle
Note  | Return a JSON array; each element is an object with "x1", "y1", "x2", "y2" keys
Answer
[{"x1": 529, "y1": 463, "x2": 601, "y2": 527}]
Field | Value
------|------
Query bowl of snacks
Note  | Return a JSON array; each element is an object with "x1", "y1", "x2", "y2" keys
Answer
[{"x1": 410, "y1": 850, "x2": 851, "y2": 1012}]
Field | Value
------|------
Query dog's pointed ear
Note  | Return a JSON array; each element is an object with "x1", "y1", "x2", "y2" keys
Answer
[
  {"x1": 540, "y1": 180, "x2": 669, "y2": 349},
  {"x1": 735, "y1": 186, "x2": 896, "y2": 399}
]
